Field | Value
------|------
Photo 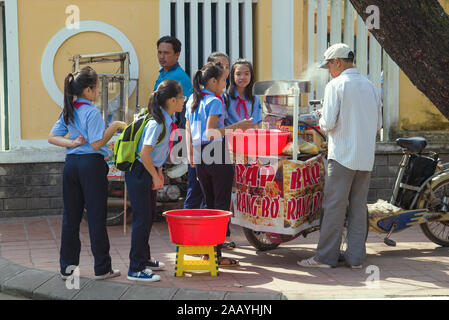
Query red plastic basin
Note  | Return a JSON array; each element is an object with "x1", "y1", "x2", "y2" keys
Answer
[
  {"x1": 162, "y1": 209, "x2": 232, "y2": 245},
  {"x1": 226, "y1": 129, "x2": 291, "y2": 156}
]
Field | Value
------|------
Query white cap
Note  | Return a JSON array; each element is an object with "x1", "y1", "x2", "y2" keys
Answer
[{"x1": 319, "y1": 43, "x2": 354, "y2": 68}]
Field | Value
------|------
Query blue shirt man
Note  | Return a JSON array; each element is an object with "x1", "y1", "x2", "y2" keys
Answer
[
  {"x1": 155, "y1": 36, "x2": 203, "y2": 210},
  {"x1": 154, "y1": 36, "x2": 192, "y2": 129},
  {"x1": 154, "y1": 63, "x2": 192, "y2": 98}
]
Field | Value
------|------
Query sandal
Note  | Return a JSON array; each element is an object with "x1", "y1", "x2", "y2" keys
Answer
[
  {"x1": 221, "y1": 241, "x2": 236, "y2": 250},
  {"x1": 297, "y1": 257, "x2": 332, "y2": 269},
  {"x1": 218, "y1": 257, "x2": 239, "y2": 267}
]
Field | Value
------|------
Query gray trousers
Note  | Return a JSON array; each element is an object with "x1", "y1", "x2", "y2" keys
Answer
[{"x1": 315, "y1": 160, "x2": 370, "y2": 267}]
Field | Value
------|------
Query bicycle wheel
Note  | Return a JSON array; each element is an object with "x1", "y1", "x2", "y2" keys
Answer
[
  {"x1": 417, "y1": 179, "x2": 449, "y2": 247},
  {"x1": 242, "y1": 227, "x2": 280, "y2": 251}
]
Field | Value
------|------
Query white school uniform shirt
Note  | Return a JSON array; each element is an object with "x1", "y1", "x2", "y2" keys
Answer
[{"x1": 319, "y1": 68, "x2": 382, "y2": 172}]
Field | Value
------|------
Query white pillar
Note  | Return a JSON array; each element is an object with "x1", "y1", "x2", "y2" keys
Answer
[
  {"x1": 242, "y1": 0, "x2": 253, "y2": 62},
  {"x1": 175, "y1": 0, "x2": 186, "y2": 69},
  {"x1": 382, "y1": 53, "x2": 400, "y2": 142},
  {"x1": 343, "y1": 0, "x2": 354, "y2": 50},
  {"x1": 272, "y1": 0, "x2": 294, "y2": 80},
  {"x1": 159, "y1": 0, "x2": 171, "y2": 37},
  {"x1": 0, "y1": 4, "x2": 4, "y2": 150}
]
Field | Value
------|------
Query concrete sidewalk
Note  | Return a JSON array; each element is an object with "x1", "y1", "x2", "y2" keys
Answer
[{"x1": 1, "y1": 216, "x2": 449, "y2": 300}]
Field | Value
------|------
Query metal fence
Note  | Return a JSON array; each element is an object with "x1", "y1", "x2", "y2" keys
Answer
[{"x1": 159, "y1": 0, "x2": 256, "y2": 76}]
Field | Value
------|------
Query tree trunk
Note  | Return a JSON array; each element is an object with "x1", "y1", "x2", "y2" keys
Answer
[{"x1": 349, "y1": 0, "x2": 449, "y2": 120}]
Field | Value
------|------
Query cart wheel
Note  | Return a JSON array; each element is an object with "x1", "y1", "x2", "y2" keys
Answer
[
  {"x1": 105, "y1": 205, "x2": 133, "y2": 226},
  {"x1": 82, "y1": 205, "x2": 133, "y2": 226},
  {"x1": 242, "y1": 227, "x2": 280, "y2": 251}
]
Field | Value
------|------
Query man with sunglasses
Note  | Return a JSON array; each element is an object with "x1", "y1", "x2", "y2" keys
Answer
[{"x1": 298, "y1": 43, "x2": 382, "y2": 269}]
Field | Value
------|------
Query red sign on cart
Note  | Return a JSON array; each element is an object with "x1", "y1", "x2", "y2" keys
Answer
[{"x1": 231, "y1": 155, "x2": 325, "y2": 235}]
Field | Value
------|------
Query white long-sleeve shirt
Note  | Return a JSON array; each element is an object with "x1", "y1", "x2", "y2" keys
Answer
[{"x1": 319, "y1": 68, "x2": 382, "y2": 171}]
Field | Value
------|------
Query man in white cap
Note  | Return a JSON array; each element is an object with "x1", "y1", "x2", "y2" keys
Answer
[{"x1": 298, "y1": 43, "x2": 382, "y2": 269}]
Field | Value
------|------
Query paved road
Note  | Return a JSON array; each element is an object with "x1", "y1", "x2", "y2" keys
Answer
[
  {"x1": 2, "y1": 216, "x2": 449, "y2": 299},
  {"x1": 0, "y1": 291, "x2": 29, "y2": 300}
]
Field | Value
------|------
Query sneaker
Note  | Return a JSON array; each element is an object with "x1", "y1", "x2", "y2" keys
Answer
[
  {"x1": 146, "y1": 258, "x2": 165, "y2": 271},
  {"x1": 60, "y1": 272, "x2": 72, "y2": 281},
  {"x1": 127, "y1": 269, "x2": 161, "y2": 282},
  {"x1": 60, "y1": 268, "x2": 77, "y2": 280},
  {"x1": 297, "y1": 257, "x2": 333, "y2": 269},
  {"x1": 94, "y1": 269, "x2": 121, "y2": 280},
  {"x1": 346, "y1": 263, "x2": 363, "y2": 269}
]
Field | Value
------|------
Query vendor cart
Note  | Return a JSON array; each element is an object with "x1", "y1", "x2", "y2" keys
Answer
[{"x1": 229, "y1": 80, "x2": 327, "y2": 251}]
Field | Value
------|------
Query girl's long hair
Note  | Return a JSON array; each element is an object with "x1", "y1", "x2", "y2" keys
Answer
[
  {"x1": 228, "y1": 59, "x2": 256, "y2": 106},
  {"x1": 207, "y1": 52, "x2": 231, "y2": 107},
  {"x1": 147, "y1": 80, "x2": 183, "y2": 138},
  {"x1": 191, "y1": 62, "x2": 225, "y2": 114},
  {"x1": 207, "y1": 52, "x2": 230, "y2": 67},
  {"x1": 63, "y1": 66, "x2": 98, "y2": 124}
]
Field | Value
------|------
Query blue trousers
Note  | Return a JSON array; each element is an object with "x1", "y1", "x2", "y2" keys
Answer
[
  {"x1": 60, "y1": 154, "x2": 112, "y2": 276},
  {"x1": 184, "y1": 165, "x2": 206, "y2": 209},
  {"x1": 195, "y1": 141, "x2": 235, "y2": 257},
  {"x1": 125, "y1": 160, "x2": 157, "y2": 272}
]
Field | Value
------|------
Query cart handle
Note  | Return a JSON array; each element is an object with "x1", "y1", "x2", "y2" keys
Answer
[
  {"x1": 299, "y1": 121, "x2": 326, "y2": 141},
  {"x1": 309, "y1": 100, "x2": 323, "y2": 106}
]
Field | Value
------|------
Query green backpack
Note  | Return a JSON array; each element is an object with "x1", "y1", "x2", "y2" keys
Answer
[{"x1": 113, "y1": 110, "x2": 166, "y2": 171}]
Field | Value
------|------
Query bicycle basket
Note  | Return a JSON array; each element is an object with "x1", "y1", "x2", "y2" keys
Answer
[{"x1": 395, "y1": 154, "x2": 437, "y2": 209}]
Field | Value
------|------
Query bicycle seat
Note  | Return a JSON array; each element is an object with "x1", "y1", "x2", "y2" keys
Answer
[{"x1": 395, "y1": 137, "x2": 427, "y2": 153}]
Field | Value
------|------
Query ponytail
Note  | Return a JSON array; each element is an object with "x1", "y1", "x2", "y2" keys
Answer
[
  {"x1": 63, "y1": 66, "x2": 98, "y2": 125},
  {"x1": 147, "y1": 91, "x2": 166, "y2": 142},
  {"x1": 63, "y1": 73, "x2": 75, "y2": 125},
  {"x1": 191, "y1": 62, "x2": 225, "y2": 114},
  {"x1": 148, "y1": 91, "x2": 165, "y2": 125},
  {"x1": 191, "y1": 70, "x2": 203, "y2": 114},
  {"x1": 148, "y1": 80, "x2": 183, "y2": 141}
]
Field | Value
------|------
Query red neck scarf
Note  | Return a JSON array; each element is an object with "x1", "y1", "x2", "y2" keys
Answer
[
  {"x1": 74, "y1": 100, "x2": 91, "y2": 109},
  {"x1": 169, "y1": 122, "x2": 182, "y2": 158},
  {"x1": 236, "y1": 96, "x2": 249, "y2": 119},
  {"x1": 202, "y1": 91, "x2": 223, "y2": 104}
]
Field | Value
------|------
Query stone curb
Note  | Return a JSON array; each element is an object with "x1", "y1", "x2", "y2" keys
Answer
[{"x1": 0, "y1": 257, "x2": 286, "y2": 300}]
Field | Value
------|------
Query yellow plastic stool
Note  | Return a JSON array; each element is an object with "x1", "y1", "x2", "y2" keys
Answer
[{"x1": 175, "y1": 245, "x2": 219, "y2": 277}]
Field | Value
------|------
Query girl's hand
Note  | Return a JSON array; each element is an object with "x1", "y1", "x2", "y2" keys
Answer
[
  {"x1": 188, "y1": 149, "x2": 195, "y2": 168},
  {"x1": 112, "y1": 121, "x2": 127, "y2": 131},
  {"x1": 235, "y1": 118, "x2": 254, "y2": 131},
  {"x1": 152, "y1": 175, "x2": 164, "y2": 190},
  {"x1": 72, "y1": 134, "x2": 86, "y2": 147},
  {"x1": 158, "y1": 168, "x2": 165, "y2": 186}
]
